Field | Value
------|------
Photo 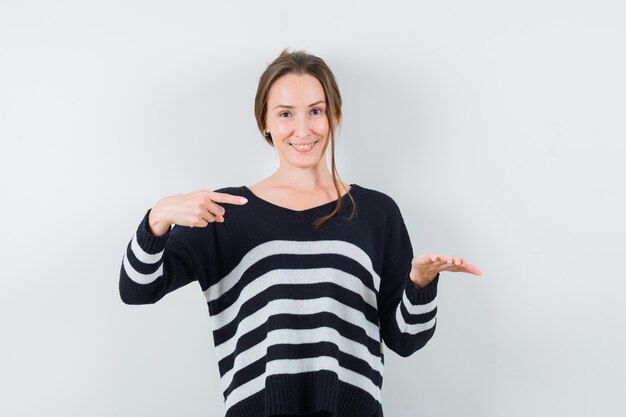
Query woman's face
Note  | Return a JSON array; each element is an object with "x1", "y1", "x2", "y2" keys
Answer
[{"x1": 264, "y1": 73, "x2": 330, "y2": 169}]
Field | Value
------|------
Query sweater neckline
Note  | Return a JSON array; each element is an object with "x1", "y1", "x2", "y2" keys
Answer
[{"x1": 241, "y1": 184, "x2": 358, "y2": 214}]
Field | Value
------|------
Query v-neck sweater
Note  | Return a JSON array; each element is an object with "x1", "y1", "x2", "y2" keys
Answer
[{"x1": 119, "y1": 184, "x2": 439, "y2": 417}]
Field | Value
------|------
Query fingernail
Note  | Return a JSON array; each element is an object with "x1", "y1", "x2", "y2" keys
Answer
[{"x1": 239, "y1": 197, "x2": 248, "y2": 204}]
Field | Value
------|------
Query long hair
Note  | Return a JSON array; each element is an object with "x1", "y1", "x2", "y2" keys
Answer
[{"x1": 254, "y1": 48, "x2": 357, "y2": 228}]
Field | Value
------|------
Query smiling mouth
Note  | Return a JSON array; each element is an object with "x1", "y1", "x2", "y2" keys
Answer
[{"x1": 289, "y1": 140, "x2": 319, "y2": 151}]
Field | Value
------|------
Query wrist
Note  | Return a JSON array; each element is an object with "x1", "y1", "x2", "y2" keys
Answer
[
  {"x1": 148, "y1": 208, "x2": 171, "y2": 237},
  {"x1": 409, "y1": 269, "x2": 435, "y2": 289}
]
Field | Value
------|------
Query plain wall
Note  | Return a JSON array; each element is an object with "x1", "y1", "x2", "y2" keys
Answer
[{"x1": 1, "y1": 1, "x2": 624, "y2": 416}]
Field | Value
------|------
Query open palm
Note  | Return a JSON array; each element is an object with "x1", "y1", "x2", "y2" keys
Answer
[{"x1": 409, "y1": 254, "x2": 482, "y2": 288}]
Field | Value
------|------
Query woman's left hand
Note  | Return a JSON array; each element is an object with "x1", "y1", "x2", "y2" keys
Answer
[{"x1": 409, "y1": 254, "x2": 482, "y2": 288}]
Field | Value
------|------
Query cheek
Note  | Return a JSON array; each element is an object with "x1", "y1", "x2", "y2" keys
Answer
[
  {"x1": 312, "y1": 118, "x2": 329, "y2": 134},
  {"x1": 273, "y1": 123, "x2": 292, "y2": 137}
]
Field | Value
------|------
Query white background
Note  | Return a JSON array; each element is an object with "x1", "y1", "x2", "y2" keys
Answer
[{"x1": 1, "y1": 1, "x2": 624, "y2": 416}]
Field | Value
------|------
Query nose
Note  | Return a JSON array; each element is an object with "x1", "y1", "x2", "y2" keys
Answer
[{"x1": 293, "y1": 114, "x2": 312, "y2": 138}]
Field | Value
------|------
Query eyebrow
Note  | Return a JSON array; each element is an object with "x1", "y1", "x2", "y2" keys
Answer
[{"x1": 272, "y1": 100, "x2": 325, "y2": 110}]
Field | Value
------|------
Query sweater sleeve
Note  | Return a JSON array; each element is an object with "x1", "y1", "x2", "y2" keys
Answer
[
  {"x1": 119, "y1": 208, "x2": 199, "y2": 305},
  {"x1": 377, "y1": 197, "x2": 439, "y2": 358}
]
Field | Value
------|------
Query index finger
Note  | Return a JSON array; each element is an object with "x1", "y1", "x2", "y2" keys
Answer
[{"x1": 209, "y1": 191, "x2": 248, "y2": 205}]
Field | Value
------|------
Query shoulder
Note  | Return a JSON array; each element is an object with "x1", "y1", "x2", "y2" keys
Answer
[
  {"x1": 211, "y1": 185, "x2": 246, "y2": 194},
  {"x1": 352, "y1": 184, "x2": 402, "y2": 213}
]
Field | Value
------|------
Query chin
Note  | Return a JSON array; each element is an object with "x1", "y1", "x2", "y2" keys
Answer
[{"x1": 288, "y1": 159, "x2": 323, "y2": 169}]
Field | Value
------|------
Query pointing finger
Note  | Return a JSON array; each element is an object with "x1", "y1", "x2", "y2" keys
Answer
[{"x1": 210, "y1": 191, "x2": 248, "y2": 205}]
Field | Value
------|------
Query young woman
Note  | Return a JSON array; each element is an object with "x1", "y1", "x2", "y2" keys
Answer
[{"x1": 119, "y1": 48, "x2": 481, "y2": 417}]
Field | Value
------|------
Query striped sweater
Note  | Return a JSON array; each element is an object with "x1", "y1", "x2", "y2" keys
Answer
[{"x1": 119, "y1": 184, "x2": 439, "y2": 417}]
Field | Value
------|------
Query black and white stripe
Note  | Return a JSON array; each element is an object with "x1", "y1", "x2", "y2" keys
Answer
[
  {"x1": 203, "y1": 240, "x2": 386, "y2": 409},
  {"x1": 119, "y1": 186, "x2": 439, "y2": 417}
]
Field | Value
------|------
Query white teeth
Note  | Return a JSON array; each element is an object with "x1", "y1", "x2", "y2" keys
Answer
[{"x1": 291, "y1": 141, "x2": 316, "y2": 150}]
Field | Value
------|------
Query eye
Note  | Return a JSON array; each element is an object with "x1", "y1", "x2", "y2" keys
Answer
[
  {"x1": 311, "y1": 108, "x2": 323, "y2": 116},
  {"x1": 279, "y1": 111, "x2": 291, "y2": 118}
]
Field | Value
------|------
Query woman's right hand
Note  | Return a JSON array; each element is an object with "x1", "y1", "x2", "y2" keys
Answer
[{"x1": 148, "y1": 189, "x2": 248, "y2": 237}]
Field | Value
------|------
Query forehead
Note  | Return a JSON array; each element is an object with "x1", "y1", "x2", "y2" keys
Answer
[{"x1": 267, "y1": 73, "x2": 326, "y2": 105}]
